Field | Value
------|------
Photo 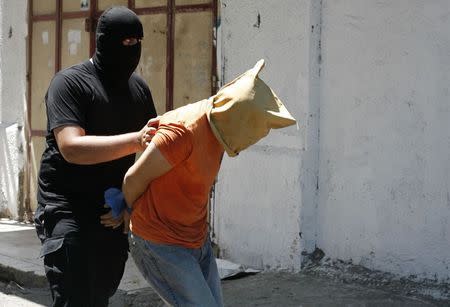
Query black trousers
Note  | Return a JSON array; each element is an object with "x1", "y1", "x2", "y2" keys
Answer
[{"x1": 43, "y1": 228, "x2": 128, "y2": 307}]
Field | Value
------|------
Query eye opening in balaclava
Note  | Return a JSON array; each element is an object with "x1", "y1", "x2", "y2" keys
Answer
[{"x1": 93, "y1": 6, "x2": 143, "y2": 84}]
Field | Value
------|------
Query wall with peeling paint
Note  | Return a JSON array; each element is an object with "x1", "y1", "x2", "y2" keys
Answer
[
  {"x1": 213, "y1": 0, "x2": 320, "y2": 271},
  {"x1": 317, "y1": 0, "x2": 450, "y2": 281},
  {"x1": 216, "y1": 0, "x2": 450, "y2": 281},
  {"x1": 0, "y1": 1, "x2": 28, "y2": 219}
]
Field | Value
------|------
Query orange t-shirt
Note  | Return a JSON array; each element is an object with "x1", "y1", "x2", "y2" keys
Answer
[{"x1": 130, "y1": 100, "x2": 224, "y2": 248}]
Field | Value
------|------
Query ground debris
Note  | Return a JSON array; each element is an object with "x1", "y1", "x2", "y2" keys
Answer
[
  {"x1": 302, "y1": 257, "x2": 450, "y2": 303},
  {"x1": 4, "y1": 280, "x2": 29, "y2": 294}
]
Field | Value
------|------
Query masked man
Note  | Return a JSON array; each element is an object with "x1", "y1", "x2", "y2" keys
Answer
[{"x1": 34, "y1": 6, "x2": 157, "y2": 306}]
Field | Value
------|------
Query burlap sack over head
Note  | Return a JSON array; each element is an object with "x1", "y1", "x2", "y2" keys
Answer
[{"x1": 206, "y1": 59, "x2": 296, "y2": 157}]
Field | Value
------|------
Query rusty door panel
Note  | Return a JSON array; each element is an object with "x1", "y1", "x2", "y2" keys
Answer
[
  {"x1": 173, "y1": 11, "x2": 212, "y2": 109},
  {"x1": 136, "y1": 0, "x2": 167, "y2": 8},
  {"x1": 31, "y1": 21, "x2": 55, "y2": 132},
  {"x1": 176, "y1": 0, "x2": 211, "y2": 6},
  {"x1": 138, "y1": 14, "x2": 168, "y2": 115},
  {"x1": 30, "y1": 20, "x2": 57, "y2": 210},
  {"x1": 98, "y1": 0, "x2": 128, "y2": 11},
  {"x1": 63, "y1": 0, "x2": 90, "y2": 12},
  {"x1": 33, "y1": 0, "x2": 56, "y2": 15},
  {"x1": 61, "y1": 19, "x2": 90, "y2": 69}
]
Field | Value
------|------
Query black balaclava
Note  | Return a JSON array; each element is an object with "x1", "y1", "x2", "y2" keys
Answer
[{"x1": 93, "y1": 6, "x2": 143, "y2": 84}]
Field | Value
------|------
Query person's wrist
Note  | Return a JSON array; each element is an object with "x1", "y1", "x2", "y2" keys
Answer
[{"x1": 135, "y1": 131, "x2": 144, "y2": 151}]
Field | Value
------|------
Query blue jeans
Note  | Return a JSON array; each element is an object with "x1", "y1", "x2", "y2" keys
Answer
[{"x1": 129, "y1": 233, "x2": 223, "y2": 307}]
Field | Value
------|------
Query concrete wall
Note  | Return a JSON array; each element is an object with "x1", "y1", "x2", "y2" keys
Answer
[
  {"x1": 0, "y1": 0, "x2": 28, "y2": 219},
  {"x1": 213, "y1": 0, "x2": 320, "y2": 271},
  {"x1": 317, "y1": 0, "x2": 450, "y2": 281},
  {"x1": 216, "y1": 0, "x2": 450, "y2": 282}
]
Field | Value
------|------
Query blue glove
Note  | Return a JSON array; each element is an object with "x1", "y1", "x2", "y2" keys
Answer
[{"x1": 104, "y1": 188, "x2": 127, "y2": 219}]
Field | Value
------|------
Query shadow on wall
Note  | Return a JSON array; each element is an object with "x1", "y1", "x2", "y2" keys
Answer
[{"x1": 0, "y1": 123, "x2": 24, "y2": 219}]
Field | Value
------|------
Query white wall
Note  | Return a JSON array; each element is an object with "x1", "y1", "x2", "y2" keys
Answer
[
  {"x1": 317, "y1": 0, "x2": 450, "y2": 281},
  {"x1": 0, "y1": 0, "x2": 28, "y2": 219},
  {"x1": 217, "y1": 0, "x2": 450, "y2": 281},
  {"x1": 214, "y1": 0, "x2": 320, "y2": 271}
]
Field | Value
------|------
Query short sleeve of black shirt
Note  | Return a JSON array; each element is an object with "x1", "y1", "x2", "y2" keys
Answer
[{"x1": 45, "y1": 71, "x2": 90, "y2": 132}]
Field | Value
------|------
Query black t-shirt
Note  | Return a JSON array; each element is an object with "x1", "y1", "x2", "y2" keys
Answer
[{"x1": 36, "y1": 60, "x2": 156, "y2": 236}]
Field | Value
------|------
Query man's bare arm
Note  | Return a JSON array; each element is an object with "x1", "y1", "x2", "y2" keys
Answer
[
  {"x1": 122, "y1": 142, "x2": 172, "y2": 207},
  {"x1": 54, "y1": 118, "x2": 158, "y2": 165},
  {"x1": 121, "y1": 142, "x2": 172, "y2": 234}
]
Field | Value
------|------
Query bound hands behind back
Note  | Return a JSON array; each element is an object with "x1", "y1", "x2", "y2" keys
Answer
[
  {"x1": 100, "y1": 187, "x2": 132, "y2": 234},
  {"x1": 101, "y1": 116, "x2": 160, "y2": 229}
]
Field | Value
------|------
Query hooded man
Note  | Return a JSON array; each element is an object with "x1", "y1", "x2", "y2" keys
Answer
[
  {"x1": 117, "y1": 59, "x2": 296, "y2": 306},
  {"x1": 34, "y1": 6, "x2": 157, "y2": 306}
]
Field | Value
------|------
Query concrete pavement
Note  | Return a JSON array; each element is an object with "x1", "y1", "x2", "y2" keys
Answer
[
  {"x1": 0, "y1": 219, "x2": 151, "y2": 290},
  {"x1": 0, "y1": 218, "x2": 448, "y2": 306}
]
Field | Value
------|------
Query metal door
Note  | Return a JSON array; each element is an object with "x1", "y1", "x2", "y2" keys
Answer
[{"x1": 27, "y1": 0, "x2": 217, "y2": 212}]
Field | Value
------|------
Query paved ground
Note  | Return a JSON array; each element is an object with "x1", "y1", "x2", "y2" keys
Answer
[
  {"x1": 0, "y1": 219, "x2": 449, "y2": 306},
  {"x1": 0, "y1": 271, "x2": 446, "y2": 306}
]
